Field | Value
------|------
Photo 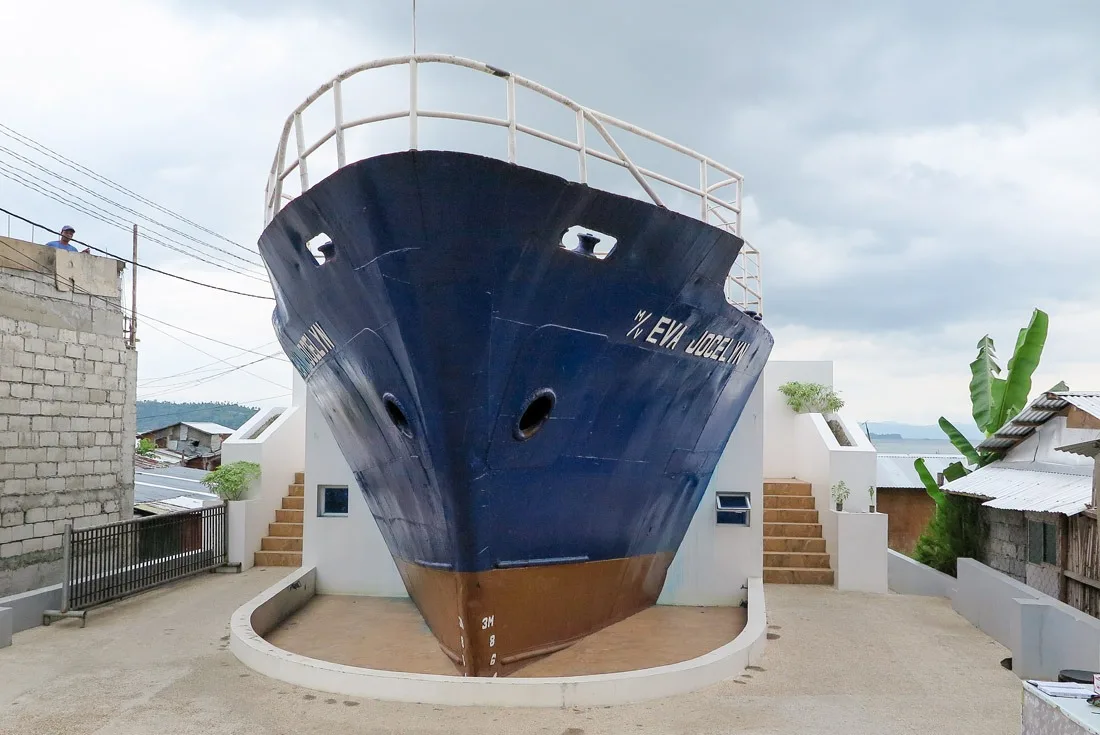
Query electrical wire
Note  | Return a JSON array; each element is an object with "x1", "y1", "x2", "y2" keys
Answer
[
  {"x1": 0, "y1": 161, "x2": 269, "y2": 282},
  {"x1": 0, "y1": 122, "x2": 257, "y2": 257},
  {"x1": 0, "y1": 206, "x2": 275, "y2": 300}
]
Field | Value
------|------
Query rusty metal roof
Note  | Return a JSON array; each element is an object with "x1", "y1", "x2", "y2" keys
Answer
[
  {"x1": 946, "y1": 464, "x2": 1092, "y2": 515},
  {"x1": 976, "y1": 391, "x2": 1100, "y2": 453}
]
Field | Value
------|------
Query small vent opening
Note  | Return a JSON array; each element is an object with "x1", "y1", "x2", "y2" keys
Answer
[
  {"x1": 514, "y1": 389, "x2": 556, "y2": 441},
  {"x1": 383, "y1": 393, "x2": 413, "y2": 438},
  {"x1": 560, "y1": 225, "x2": 617, "y2": 260},
  {"x1": 306, "y1": 233, "x2": 335, "y2": 265}
]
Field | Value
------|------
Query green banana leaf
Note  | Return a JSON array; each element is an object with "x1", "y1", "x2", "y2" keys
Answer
[
  {"x1": 915, "y1": 457, "x2": 946, "y2": 506},
  {"x1": 989, "y1": 377, "x2": 1006, "y2": 437},
  {"x1": 969, "y1": 336, "x2": 1000, "y2": 435},
  {"x1": 994, "y1": 309, "x2": 1048, "y2": 430},
  {"x1": 942, "y1": 461, "x2": 969, "y2": 482},
  {"x1": 938, "y1": 416, "x2": 982, "y2": 466}
]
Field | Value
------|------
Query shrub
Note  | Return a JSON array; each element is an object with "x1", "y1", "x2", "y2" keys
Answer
[
  {"x1": 137, "y1": 438, "x2": 157, "y2": 456},
  {"x1": 778, "y1": 381, "x2": 844, "y2": 414},
  {"x1": 200, "y1": 461, "x2": 261, "y2": 501},
  {"x1": 912, "y1": 494, "x2": 986, "y2": 575}
]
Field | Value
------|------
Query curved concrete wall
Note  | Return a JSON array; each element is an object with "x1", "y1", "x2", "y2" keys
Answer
[{"x1": 230, "y1": 566, "x2": 766, "y2": 707}]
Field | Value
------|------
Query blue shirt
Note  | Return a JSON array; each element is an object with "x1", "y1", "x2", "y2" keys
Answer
[{"x1": 45, "y1": 240, "x2": 78, "y2": 253}]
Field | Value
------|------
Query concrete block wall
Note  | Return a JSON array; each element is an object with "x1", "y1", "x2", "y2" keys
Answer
[
  {"x1": 983, "y1": 506, "x2": 1028, "y2": 583},
  {"x1": 0, "y1": 251, "x2": 136, "y2": 597}
]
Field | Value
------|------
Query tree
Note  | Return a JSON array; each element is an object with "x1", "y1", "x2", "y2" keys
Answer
[{"x1": 912, "y1": 308, "x2": 1062, "y2": 574}]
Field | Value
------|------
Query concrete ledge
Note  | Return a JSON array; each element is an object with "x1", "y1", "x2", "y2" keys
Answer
[
  {"x1": 0, "y1": 607, "x2": 11, "y2": 649},
  {"x1": 887, "y1": 550, "x2": 957, "y2": 597},
  {"x1": 230, "y1": 567, "x2": 767, "y2": 707},
  {"x1": 0, "y1": 583, "x2": 61, "y2": 635}
]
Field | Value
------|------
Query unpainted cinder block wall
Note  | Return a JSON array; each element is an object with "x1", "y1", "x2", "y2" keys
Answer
[{"x1": 0, "y1": 241, "x2": 137, "y2": 597}]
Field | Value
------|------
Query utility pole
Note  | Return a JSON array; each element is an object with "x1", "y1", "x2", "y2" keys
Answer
[{"x1": 130, "y1": 224, "x2": 138, "y2": 349}]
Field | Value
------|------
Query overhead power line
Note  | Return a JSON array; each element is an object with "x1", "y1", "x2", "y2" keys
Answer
[
  {"x1": 0, "y1": 122, "x2": 257, "y2": 258},
  {"x1": 0, "y1": 206, "x2": 275, "y2": 300}
]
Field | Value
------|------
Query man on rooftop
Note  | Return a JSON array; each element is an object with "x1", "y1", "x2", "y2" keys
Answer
[{"x1": 45, "y1": 225, "x2": 90, "y2": 254}]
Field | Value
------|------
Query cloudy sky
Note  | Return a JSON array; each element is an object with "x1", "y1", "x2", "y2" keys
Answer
[{"x1": 0, "y1": 0, "x2": 1096, "y2": 429}]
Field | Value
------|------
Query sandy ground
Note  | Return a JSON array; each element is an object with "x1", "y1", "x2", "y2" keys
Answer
[
  {"x1": 267, "y1": 594, "x2": 747, "y2": 676},
  {"x1": 0, "y1": 567, "x2": 1022, "y2": 734}
]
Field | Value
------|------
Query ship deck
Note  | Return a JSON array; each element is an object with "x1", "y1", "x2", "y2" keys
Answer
[
  {"x1": 264, "y1": 595, "x2": 747, "y2": 676},
  {"x1": 1, "y1": 567, "x2": 1022, "y2": 734}
]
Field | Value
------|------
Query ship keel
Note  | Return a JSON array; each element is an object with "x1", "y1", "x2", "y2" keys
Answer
[{"x1": 395, "y1": 553, "x2": 676, "y2": 677}]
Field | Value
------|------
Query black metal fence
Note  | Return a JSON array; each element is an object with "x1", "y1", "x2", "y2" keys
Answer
[{"x1": 44, "y1": 505, "x2": 228, "y2": 625}]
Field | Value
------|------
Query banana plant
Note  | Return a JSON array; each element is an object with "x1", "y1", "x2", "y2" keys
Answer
[{"x1": 915, "y1": 309, "x2": 1057, "y2": 505}]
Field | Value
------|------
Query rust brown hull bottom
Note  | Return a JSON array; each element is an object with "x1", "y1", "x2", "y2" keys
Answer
[{"x1": 394, "y1": 552, "x2": 676, "y2": 677}]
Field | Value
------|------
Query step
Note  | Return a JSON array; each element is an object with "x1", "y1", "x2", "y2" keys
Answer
[
  {"x1": 287, "y1": 483, "x2": 304, "y2": 497},
  {"x1": 764, "y1": 522, "x2": 822, "y2": 538},
  {"x1": 294, "y1": 471, "x2": 305, "y2": 485},
  {"x1": 282, "y1": 495, "x2": 304, "y2": 511},
  {"x1": 763, "y1": 508, "x2": 819, "y2": 524},
  {"x1": 254, "y1": 550, "x2": 302, "y2": 567},
  {"x1": 763, "y1": 479, "x2": 813, "y2": 497},
  {"x1": 275, "y1": 508, "x2": 304, "y2": 523},
  {"x1": 261, "y1": 536, "x2": 303, "y2": 552},
  {"x1": 763, "y1": 552, "x2": 832, "y2": 569},
  {"x1": 764, "y1": 537, "x2": 827, "y2": 553},
  {"x1": 763, "y1": 567, "x2": 835, "y2": 585},
  {"x1": 764, "y1": 495, "x2": 816, "y2": 510},
  {"x1": 268, "y1": 522, "x2": 303, "y2": 538}
]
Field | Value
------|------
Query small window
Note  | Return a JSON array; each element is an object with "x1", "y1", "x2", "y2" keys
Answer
[
  {"x1": 716, "y1": 492, "x2": 751, "y2": 526},
  {"x1": 1028, "y1": 520, "x2": 1057, "y2": 565},
  {"x1": 318, "y1": 485, "x2": 349, "y2": 517}
]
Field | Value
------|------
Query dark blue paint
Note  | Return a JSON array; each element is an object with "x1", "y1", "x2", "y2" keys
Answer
[{"x1": 259, "y1": 151, "x2": 773, "y2": 574}]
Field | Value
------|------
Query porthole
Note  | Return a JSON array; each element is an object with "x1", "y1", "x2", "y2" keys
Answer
[
  {"x1": 383, "y1": 393, "x2": 413, "y2": 438},
  {"x1": 514, "y1": 389, "x2": 556, "y2": 441}
]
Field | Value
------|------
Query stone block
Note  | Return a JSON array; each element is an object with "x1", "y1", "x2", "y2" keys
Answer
[
  {"x1": 58, "y1": 433, "x2": 77, "y2": 448},
  {"x1": 32, "y1": 385, "x2": 53, "y2": 401},
  {"x1": 46, "y1": 477, "x2": 64, "y2": 493},
  {"x1": 10, "y1": 383, "x2": 31, "y2": 399},
  {"x1": 0, "y1": 365, "x2": 21, "y2": 382},
  {"x1": 0, "y1": 541, "x2": 23, "y2": 558},
  {"x1": 9, "y1": 415, "x2": 30, "y2": 432},
  {"x1": 83, "y1": 501, "x2": 101, "y2": 515},
  {"x1": 31, "y1": 416, "x2": 51, "y2": 431},
  {"x1": 13, "y1": 465, "x2": 33, "y2": 480},
  {"x1": 44, "y1": 371, "x2": 66, "y2": 387},
  {"x1": 35, "y1": 462, "x2": 57, "y2": 477},
  {"x1": 40, "y1": 400, "x2": 61, "y2": 415},
  {"x1": 1, "y1": 511, "x2": 24, "y2": 527},
  {"x1": 33, "y1": 354, "x2": 55, "y2": 371},
  {"x1": 84, "y1": 346, "x2": 103, "y2": 361},
  {"x1": 58, "y1": 328, "x2": 77, "y2": 344},
  {"x1": 55, "y1": 357, "x2": 74, "y2": 372},
  {"x1": 44, "y1": 341, "x2": 65, "y2": 357},
  {"x1": 52, "y1": 519, "x2": 69, "y2": 534},
  {"x1": 32, "y1": 521, "x2": 53, "y2": 537},
  {"x1": 24, "y1": 508, "x2": 46, "y2": 524},
  {"x1": 53, "y1": 417, "x2": 70, "y2": 432},
  {"x1": 0, "y1": 334, "x2": 23, "y2": 351},
  {"x1": 107, "y1": 512, "x2": 120, "y2": 523},
  {"x1": 25, "y1": 478, "x2": 45, "y2": 494},
  {"x1": 27, "y1": 447, "x2": 46, "y2": 462},
  {"x1": 94, "y1": 362, "x2": 110, "y2": 377},
  {"x1": 64, "y1": 343, "x2": 83, "y2": 359},
  {"x1": 21, "y1": 537, "x2": 43, "y2": 554},
  {"x1": 45, "y1": 447, "x2": 64, "y2": 462},
  {"x1": 94, "y1": 432, "x2": 111, "y2": 446},
  {"x1": 42, "y1": 534, "x2": 62, "y2": 550},
  {"x1": 11, "y1": 525, "x2": 32, "y2": 542},
  {"x1": 95, "y1": 405, "x2": 112, "y2": 419},
  {"x1": 13, "y1": 352, "x2": 33, "y2": 368},
  {"x1": 0, "y1": 397, "x2": 17, "y2": 414},
  {"x1": 0, "y1": 527, "x2": 9, "y2": 545},
  {"x1": 0, "y1": 417, "x2": 6, "y2": 432},
  {"x1": 0, "y1": 432, "x2": 15, "y2": 448},
  {"x1": 0, "y1": 463, "x2": 10, "y2": 480},
  {"x1": 23, "y1": 337, "x2": 45, "y2": 353}
]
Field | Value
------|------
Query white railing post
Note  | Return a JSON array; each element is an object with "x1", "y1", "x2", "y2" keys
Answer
[
  {"x1": 576, "y1": 109, "x2": 588, "y2": 184},
  {"x1": 333, "y1": 79, "x2": 347, "y2": 169},
  {"x1": 293, "y1": 112, "x2": 309, "y2": 193},
  {"x1": 506, "y1": 76, "x2": 517, "y2": 164},
  {"x1": 699, "y1": 161, "x2": 708, "y2": 221},
  {"x1": 409, "y1": 59, "x2": 419, "y2": 150}
]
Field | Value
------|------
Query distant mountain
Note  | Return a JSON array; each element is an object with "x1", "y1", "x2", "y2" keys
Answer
[
  {"x1": 137, "y1": 401, "x2": 260, "y2": 434},
  {"x1": 864, "y1": 420, "x2": 983, "y2": 442}
]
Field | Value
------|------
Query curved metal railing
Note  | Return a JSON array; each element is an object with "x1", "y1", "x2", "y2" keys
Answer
[{"x1": 264, "y1": 54, "x2": 762, "y2": 313}]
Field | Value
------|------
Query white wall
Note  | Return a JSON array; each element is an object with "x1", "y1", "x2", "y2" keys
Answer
[
  {"x1": 222, "y1": 405, "x2": 305, "y2": 571},
  {"x1": 659, "y1": 376, "x2": 764, "y2": 606},
  {"x1": 953, "y1": 558, "x2": 1100, "y2": 679},
  {"x1": 303, "y1": 391, "x2": 407, "y2": 597},
  {"x1": 834, "y1": 511, "x2": 888, "y2": 593},
  {"x1": 762, "y1": 360, "x2": 833, "y2": 478},
  {"x1": 887, "y1": 550, "x2": 958, "y2": 597},
  {"x1": 1004, "y1": 416, "x2": 1100, "y2": 468}
]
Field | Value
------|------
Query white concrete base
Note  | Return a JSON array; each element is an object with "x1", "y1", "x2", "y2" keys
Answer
[
  {"x1": 230, "y1": 566, "x2": 767, "y2": 707},
  {"x1": 887, "y1": 550, "x2": 957, "y2": 597},
  {"x1": 226, "y1": 500, "x2": 252, "y2": 571},
  {"x1": 834, "y1": 510, "x2": 888, "y2": 593},
  {"x1": 0, "y1": 607, "x2": 11, "y2": 649}
]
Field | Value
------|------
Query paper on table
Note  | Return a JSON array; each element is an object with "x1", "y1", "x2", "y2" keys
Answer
[{"x1": 1028, "y1": 681, "x2": 1096, "y2": 699}]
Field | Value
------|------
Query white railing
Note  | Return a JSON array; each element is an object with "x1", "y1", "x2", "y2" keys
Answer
[{"x1": 264, "y1": 54, "x2": 762, "y2": 314}]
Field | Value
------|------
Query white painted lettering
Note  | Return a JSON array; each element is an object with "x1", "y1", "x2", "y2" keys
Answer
[
  {"x1": 626, "y1": 311, "x2": 652, "y2": 340},
  {"x1": 645, "y1": 316, "x2": 672, "y2": 344},
  {"x1": 711, "y1": 337, "x2": 731, "y2": 360},
  {"x1": 481, "y1": 615, "x2": 495, "y2": 629},
  {"x1": 665, "y1": 322, "x2": 687, "y2": 350},
  {"x1": 489, "y1": 634, "x2": 496, "y2": 648},
  {"x1": 490, "y1": 653, "x2": 497, "y2": 666}
]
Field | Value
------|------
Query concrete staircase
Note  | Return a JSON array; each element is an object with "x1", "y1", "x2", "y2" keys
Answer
[
  {"x1": 762, "y1": 479, "x2": 834, "y2": 585},
  {"x1": 253, "y1": 471, "x2": 304, "y2": 567}
]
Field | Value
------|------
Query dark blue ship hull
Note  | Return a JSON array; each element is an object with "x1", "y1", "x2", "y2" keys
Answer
[{"x1": 259, "y1": 150, "x2": 773, "y2": 675}]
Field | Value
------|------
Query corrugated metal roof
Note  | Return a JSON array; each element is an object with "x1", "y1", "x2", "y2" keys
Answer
[
  {"x1": 946, "y1": 465, "x2": 1092, "y2": 515},
  {"x1": 182, "y1": 422, "x2": 235, "y2": 436},
  {"x1": 1057, "y1": 439, "x2": 1100, "y2": 458},
  {"x1": 876, "y1": 454, "x2": 966, "y2": 489},
  {"x1": 975, "y1": 390, "x2": 1100, "y2": 453}
]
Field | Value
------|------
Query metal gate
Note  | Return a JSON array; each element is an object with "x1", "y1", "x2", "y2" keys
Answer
[{"x1": 44, "y1": 504, "x2": 229, "y2": 625}]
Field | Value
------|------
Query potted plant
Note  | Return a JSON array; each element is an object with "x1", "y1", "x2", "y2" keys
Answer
[
  {"x1": 831, "y1": 480, "x2": 850, "y2": 512},
  {"x1": 200, "y1": 461, "x2": 261, "y2": 501},
  {"x1": 777, "y1": 381, "x2": 850, "y2": 446},
  {"x1": 868, "y1": 485, "x2": 877, "y2": 513}
]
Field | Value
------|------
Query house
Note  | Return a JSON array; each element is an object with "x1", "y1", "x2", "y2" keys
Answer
[
  {"x1": 945, "y1": 391, "x2": 1100, "y2": 608},
  {"x1": 138, "y1": 421, "x2": 234, "y2": 464},
  {"x1": 875, "y1": 453, "x2": 964, "y2": 555}
]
